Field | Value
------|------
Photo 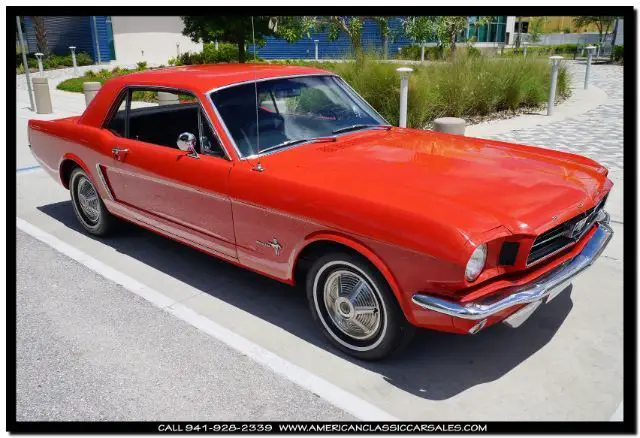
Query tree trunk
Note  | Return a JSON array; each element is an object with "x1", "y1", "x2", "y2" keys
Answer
[
  {"x1": 32, "y1": 16, "x2": 48, "y2": 55},
  {"x1": 352, "y1": 35, "x2": 363, "y2": 61},
  {"x1": 449, "y1": 30, "x2": 457, "y2": 52},
  {"x1": 238, "y1": 37, "x2": 246, "y2": 63}
]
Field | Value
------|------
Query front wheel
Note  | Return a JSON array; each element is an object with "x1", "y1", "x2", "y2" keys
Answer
[
  {"x1": 69, "y1": 167, "x2": 116, "y2": 236},
  {"x1": 306, "y1": 252, "x2": 414, "y2": 360}
]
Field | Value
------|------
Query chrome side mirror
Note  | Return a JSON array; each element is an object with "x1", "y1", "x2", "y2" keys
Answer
[{"x1": 177, "y1": 132, "x2": 199, "y2": 158}]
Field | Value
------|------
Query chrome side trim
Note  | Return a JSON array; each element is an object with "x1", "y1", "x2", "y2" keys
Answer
[
  {"x1": 412, "y1": 213, "x2": 613, "y2": 321},
  {"x1": 95, "y1": 163, "x2": 115, "y2": 201}
]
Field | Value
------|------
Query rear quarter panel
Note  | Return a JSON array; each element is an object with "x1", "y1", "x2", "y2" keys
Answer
[{"x1": 28, "y1": 117, "x2": 116, "y2": 201}]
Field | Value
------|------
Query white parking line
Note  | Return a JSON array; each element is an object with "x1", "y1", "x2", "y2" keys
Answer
[
  {"x1": 16, "y1": 165, "x2": 42, "y2": 174},
  {"x1": 16, "y1": 217, "x2": 397, "y2": 422}
]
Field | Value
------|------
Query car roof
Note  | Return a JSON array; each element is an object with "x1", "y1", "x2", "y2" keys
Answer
[{"x1": 110, "y1": 64, "x2": 335, "y2": 94}]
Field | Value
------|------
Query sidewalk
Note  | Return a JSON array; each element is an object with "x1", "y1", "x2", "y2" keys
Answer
[{"x1": 472, "y1": 61, "x2": 624, "y2": 173}]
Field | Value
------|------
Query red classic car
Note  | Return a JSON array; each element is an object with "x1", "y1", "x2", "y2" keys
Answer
[{"x1": 28, "y1": 64, "x2": 613, "y2": 360}]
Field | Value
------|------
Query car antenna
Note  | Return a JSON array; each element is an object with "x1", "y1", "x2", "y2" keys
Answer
[{"x1": 250, "y1": 16, "x2": 264, "y2": 172}]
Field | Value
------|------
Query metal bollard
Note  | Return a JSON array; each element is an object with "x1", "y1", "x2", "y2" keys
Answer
[
  {"x1": 396, "y1": 67, "x2": 413, "y2": 128},
  {"x1": 69, "y1": 46, "x2": 79, "y2": 76},
  {"x1": 547, "y1": 56, "x2": 564, "y2": 116},
  {"x1": 584, "y1": 45, "x2": 596, "y2": 89},
  {"x1": 32, "y1": 77, "x2": 53, "y2": 114},
  {"x1": 433, "y1": 117, "x2": 466, "y2": 135},
  {"x1": 157, "y1": 91, "x2": 179, "y2": 105},
  {"x1": 420, "y1": 43, "x2": 425, "y2": 62},
  {"x1": 83, "y1": 82, "x2": 101, "y2": 106},
  {"x1": 314, "y1": 40, "x2": 319, "y2": 61},
  {"x1": 35, "y1": 52, "x2": 44, "y2": 75}
]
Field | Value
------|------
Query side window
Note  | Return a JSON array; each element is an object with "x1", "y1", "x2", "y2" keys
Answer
[
  {"x1": 198, "y1": 109, "x2": 225, "y2": 157},
  {"x1": 105, "y1": 92, "x2": 129, "y2": 137},
  {"x1": 107, "y1": 87, "x2": 225, "y2": 158}
]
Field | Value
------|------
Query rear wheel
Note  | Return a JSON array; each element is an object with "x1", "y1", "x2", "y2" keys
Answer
[
  {"x1": 69, "y1": 167, "x2": 116, "y2": 236},
  {"x1": 306, "y1": 252, "x2": 414, "y2": 360}
]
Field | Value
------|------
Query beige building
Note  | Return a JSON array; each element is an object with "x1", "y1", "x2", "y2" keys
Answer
[{"x1": 111, "y1": 16, "x2": 202, "y2": 65}]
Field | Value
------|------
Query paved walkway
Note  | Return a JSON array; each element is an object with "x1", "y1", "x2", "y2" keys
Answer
[{"x1": 491, "y1": 61, "x2": 624, "y2": 172}]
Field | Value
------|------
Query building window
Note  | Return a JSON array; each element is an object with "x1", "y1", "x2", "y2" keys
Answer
[{"x1": 464, "y1": 16, "x2": 508, "y2": 43}]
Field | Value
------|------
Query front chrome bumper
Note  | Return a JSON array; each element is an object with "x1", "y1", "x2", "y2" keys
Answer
[{"x1": 412, "y1": 211, "x2": 613, "y2": 323}]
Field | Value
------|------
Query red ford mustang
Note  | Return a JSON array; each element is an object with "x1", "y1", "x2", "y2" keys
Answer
[{"x1": 28, "y1": 64, "x2": 613, "y2": 360}]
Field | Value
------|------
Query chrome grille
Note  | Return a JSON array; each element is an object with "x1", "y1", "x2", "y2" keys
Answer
[{"x1": 527, "y1": 195, "x2": 607, "y2": 266}]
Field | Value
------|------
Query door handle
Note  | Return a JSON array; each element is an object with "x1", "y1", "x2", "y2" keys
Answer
[{"x1": 112, "y1": 147, "x2": 129, "y2": 160}]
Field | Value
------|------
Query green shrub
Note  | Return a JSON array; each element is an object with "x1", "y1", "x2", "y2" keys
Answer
[
  {"x1": 136, "y1": 61, "x2": 148, "y2": 70},
  {"x1": 57, "y1": 66, "x2": 137, "y2": 92},
  {"x1": 502, "y1": 44, "x2": 578, "y2": 57},
  {"x1": 175, "y1": 43, "x2": 260, "y2": 65},
  {"x1": 19, "y1": 51, "x2": 93, "y2": 72},
  {"x1": 613, "y1": 45, "x2": 623, "y2": 64},
  {"x1": 399, "y1": 44, "x2": 444, "y2": 61},
  {"x1": 75, "y1": 52, "x2": 93, "y2": 66}
]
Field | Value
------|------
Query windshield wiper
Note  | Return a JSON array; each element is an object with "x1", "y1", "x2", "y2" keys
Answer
[
  {"x1": 258, "y1": 136, "x2": 337, "y2": 155},
  {"x1": 332, "y1": 124, "x2": 392, "y2": 135}
]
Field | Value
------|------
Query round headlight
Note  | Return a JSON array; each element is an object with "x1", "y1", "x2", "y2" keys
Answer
[{"x1": 465, "y1": 243, "x2": 487, "y2": 282}]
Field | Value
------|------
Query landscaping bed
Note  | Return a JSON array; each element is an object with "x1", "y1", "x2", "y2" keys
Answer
[
  {"x1": 16, "y1": 52, "x2": 93, "y2": 74},
  {"x1": 57, "y1": 53, "x2": 569, "y2": 129}
]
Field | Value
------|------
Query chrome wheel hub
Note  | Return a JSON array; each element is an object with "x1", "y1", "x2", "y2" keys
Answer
[
  {"x1": 77, "y1": 176, "x2": 100, "y2": 224},
  {"x1": 323, "y1": 270, "x2": 381, "y2": 341}
]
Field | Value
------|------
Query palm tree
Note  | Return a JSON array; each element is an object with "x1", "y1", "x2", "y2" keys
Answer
[{"x1": 32, "y1": 16, "x2": 48, "y2": 55}]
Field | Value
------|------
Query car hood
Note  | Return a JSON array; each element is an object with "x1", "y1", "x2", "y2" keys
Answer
[{"x1": 257, "y1": 128, "x2": 611, "y2": 240}]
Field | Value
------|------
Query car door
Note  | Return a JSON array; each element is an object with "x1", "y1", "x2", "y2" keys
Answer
[{"x1": 101, "y1": 87, "x2": 237, "y2": 258}]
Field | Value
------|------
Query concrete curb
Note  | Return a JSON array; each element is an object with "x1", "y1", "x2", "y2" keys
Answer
[{"x1": 466, "y1": 83, "x2": 608, "y2": 138}]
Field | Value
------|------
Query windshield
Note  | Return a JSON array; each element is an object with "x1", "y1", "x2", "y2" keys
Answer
[{"x1": 210, "y1": 75, "x2": 386, "y2": 158}]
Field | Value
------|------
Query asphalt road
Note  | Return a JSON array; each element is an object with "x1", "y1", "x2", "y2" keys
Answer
[{"x1": 16, "y1": 230, "x2": 354, "y2": 421}]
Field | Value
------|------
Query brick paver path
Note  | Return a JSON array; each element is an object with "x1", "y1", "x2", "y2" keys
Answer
[{"x1": 493, "y1": 61, "x2": 624, "y2": 171}]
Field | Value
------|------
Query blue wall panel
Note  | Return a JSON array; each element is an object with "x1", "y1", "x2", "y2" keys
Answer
[
  {"x1": 89, "y1": 16, "x2": 113, "y2": 62},
  {"x1": 24, "y1": 16, "x2": 93, "y2": 56},
  {"x1": 256, "y1": 18, "x2": 414, "y2": 60},
  {"x1": 24, "y1": 15, "x2": 113, "y2": 62},
  {"x1": 255, "y1": 17, "x2": 507, "y2": 59}
]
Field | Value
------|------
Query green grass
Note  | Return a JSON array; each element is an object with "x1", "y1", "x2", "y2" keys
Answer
[{"x1": 58, "y1": 52, "x2": 569, "y2": 127}]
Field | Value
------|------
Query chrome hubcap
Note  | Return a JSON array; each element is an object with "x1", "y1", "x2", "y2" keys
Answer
[
  {"x1": 323, "y1": 270, "x2": 381, "y2": 340},
  {"x1": 77, "y1": 176, "x2": 100, "y2": 224}
]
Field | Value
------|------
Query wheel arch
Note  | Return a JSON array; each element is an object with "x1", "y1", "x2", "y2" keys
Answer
[
  {"x1": 58, "y1": 153, "x2": 92, "y2": 189},
  {"x1": 291, "y1": 233, "x2": 408, "y2": 313}
]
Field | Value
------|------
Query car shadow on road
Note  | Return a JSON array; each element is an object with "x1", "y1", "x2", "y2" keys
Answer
[{"x1": 38, "y1": 200, "x2": 574, "y2": 401}]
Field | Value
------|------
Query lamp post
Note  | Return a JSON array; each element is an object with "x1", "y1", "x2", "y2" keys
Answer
[
  {"x1": 547, "y1": 56, "x2": 564, "y2": 116},
  {"x1": 69, "y1": 46, "x2": 78, "y2": 76},
  {"x1": 35, "y1": 53, "x2": 45, "y2": 75},
  {"x1": 584, "y1": 45, "x2": 596, "y2": 89},
  {"x1": 176, "y1": 42, "x2": 180, "y2": 58},
  {"x1": 17, "y1": 16, "x2": 35, "y2": 112},
  {"x1": 396, "y1": 67, "x2": 413, "y2": 128}
]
